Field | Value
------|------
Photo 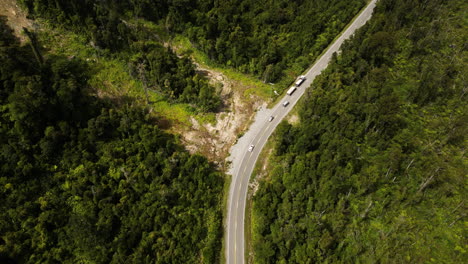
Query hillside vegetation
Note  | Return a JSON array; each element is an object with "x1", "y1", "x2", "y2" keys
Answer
[
  {"x1": 11, "y1": 0, "x2": 368, "y2": 163},
  {"x1": 253, "y1": 0, "x2": 467, "y2": 262},
  {"x1": 19, "y1": 0, "x2": 222, "y2": 113},
  {"x1": 0, "y1": 19, "x2": 223, "y2": 263},
  {"x1": 0, "y1": 1, "x2": 369, "y2": 262},
  {"x1": 18, "y1": 0, "x2": 365, "y2": 87},
  {"x1": 176, "y1": 0, "x2": 366, "y2": 83}
]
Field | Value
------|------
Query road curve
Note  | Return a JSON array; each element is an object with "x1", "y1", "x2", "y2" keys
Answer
[{"x1": 226, "y1": 1, "x2": 379, "y2": 263}]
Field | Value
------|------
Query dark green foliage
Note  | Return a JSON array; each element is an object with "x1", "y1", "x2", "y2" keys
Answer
[
  {"x1": 253, "y1": 0, "x2": 467, "y2": 263},
  {"x1": 0, "y1": 20, "x2": 223, "y2": 263},
  {"x1": 18, "y1": 0, "x2": 221, "y2": 112},
  {"x1": 129, "y1": 43, "x2": 221, "y2": 111},
  {"x1": 19, "y1": 0, "x2": 135, "y2": 51},
  {"x1": 17, "y1": 0, "x2": 366, "y2": 108},
  {"x1": 19, "y1": 0, "x2": 365, "y2": 84},
  {"x1": 183, "y1": 0, "x2": 366, "y2": 82}
]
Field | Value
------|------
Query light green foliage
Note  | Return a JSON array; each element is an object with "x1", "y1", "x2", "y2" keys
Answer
[
  {"x1": 20, "y1": 0, "x2": 222, "y2": 114},
  {"x1": 173, "y1": 34, "x2": 274, "y2": 100},
  {"x1": 19, "y1": 0, "x2": 365, "y2": 102}
]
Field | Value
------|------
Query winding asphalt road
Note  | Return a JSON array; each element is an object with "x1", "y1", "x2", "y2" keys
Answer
[{"x1": 226, "y1": 1, "x2": 378, "y2": 263}]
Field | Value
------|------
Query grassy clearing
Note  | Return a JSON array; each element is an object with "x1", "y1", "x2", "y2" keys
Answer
[
  {"x1": 89, "y1": 59, "x2": 143, "y2": 98},
  {"x1": 172, "y1": 35, "x2": 273, "y2": 101},
  {"x1": 36, "y1": 22, "x2": 204, "y2": 127},
  {"x1": 195, "y1": 112, "x2": 217, "y2": 126}
]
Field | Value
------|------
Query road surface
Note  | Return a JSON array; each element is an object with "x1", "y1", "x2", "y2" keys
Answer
[{"x1": 226, "y1": 1, "x2": 379, "y2": 263}]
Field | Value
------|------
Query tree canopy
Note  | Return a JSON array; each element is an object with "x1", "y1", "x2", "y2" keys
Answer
[
  {"x1": 252, "y1": 0, "x2": 467, "y2": 262},
  {"x1": 19, "y1": 0, "x2": 365, "y2": 85},
  {"x1": 19, "y1": 0, "x2": 222, "y2": 112},
  {"x1": 0, "y1": 19, "x2": 223, "y2": 263}
]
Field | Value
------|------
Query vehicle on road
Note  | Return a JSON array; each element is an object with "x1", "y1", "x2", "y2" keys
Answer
[
  {"x1": 226, "y1": 1, "x2": 378, "y2": 263},
  {"x1": 268, "y1": 116, "x2": 274, "y2": 122},
  {"x1": 286, "y1": 86, "x2": 297, "y2": 96},
  {"x1": 295, "y1": 75, "x2": 306, "y2": 86}
]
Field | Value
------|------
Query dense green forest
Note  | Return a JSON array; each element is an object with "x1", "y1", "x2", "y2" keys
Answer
[
  {"x1": 18, "y1": 0, "x2": 222, "y2": 112},
  {"x1": 4, "y1": 0, "x2": 466, "y2": 263},
  {"x1": 0, "y1": 19, "x2": 223, "y2": 263},
  {"x1": 253, "y1": 0, "x2": 467, "y2": 263},
  {"x1": 1, "y1": 1, "x2": 374, "y2": 263},
  {"x1": 19, "y1": 0, "x2": 365, "y2": 85},
  {"x1": 180, "y1": 0, "x2": 366, "y2": 83}
]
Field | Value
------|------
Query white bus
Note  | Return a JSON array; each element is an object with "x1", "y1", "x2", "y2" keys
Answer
[{"x1": 286, "y1": 86, "x2": 297, "y2": 96}]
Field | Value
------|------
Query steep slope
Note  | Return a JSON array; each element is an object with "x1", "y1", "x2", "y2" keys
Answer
[
  {"x1": 0, "y1": 0, "x2": 33, "y2": 43},
  {"x1": 10, "y1": 0, "x2": 368, "y2": 165},
  {"x1": 0, "y1": 20, "x2": 224, "y2": 263}
]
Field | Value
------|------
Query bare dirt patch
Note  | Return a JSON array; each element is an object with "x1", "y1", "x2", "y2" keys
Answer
[
  {"x1": 0, "y1": 0, "x2": 34, "y2": 43},
  {"x1": 287, "y1": 113, "x2": 300, "y2": 125},
  {"x1": 175, "y1": 63, "x2": 266, "y2": 166},
  {"x1": 0, "y1": 1, "x2": 266, "y2": 166}
]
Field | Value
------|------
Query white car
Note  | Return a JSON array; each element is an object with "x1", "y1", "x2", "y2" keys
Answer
[
  {"x1": 295, "y1": 78, "x2": 305, "y2": 86},
  {"x1": 248, "y1": 144, "x2": 254, "y2": 152},
  {"x1": 268, "y1": 116, "x2": 274, "y2": 122},
  {"x1": 282, "y1": 101, "x2": 290, "y2": 107}
]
